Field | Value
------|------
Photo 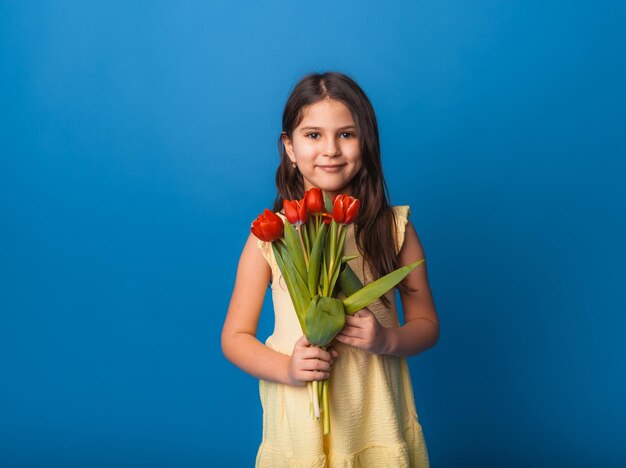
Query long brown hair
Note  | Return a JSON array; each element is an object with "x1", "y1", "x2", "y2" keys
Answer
[{"x1": 272, "y1": 71, "x2": 411, "y2": 304}]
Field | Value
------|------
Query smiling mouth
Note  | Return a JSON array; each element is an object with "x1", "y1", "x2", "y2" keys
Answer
[{"x1": 317, "y1": 164, "x2": 345, "y2": 172}]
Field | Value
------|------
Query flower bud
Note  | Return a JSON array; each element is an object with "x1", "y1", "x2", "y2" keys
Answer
[
  {"x1": 304, "y1": 188, "x2": 324, "y2": 214},
  {"x1": 251, "y1": 209, "x2": 284, "y2": 242},
  {"x1": 283, "y1": 199, "x2": 308, "y2": 225},
  {"x1": 332, "y1": 194, "x2": 360, "y2": 224}
]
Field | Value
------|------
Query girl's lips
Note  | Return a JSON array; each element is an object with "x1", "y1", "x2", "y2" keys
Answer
[{"x1": 317, "y1": 164, "x2": 345, "y2": 173}]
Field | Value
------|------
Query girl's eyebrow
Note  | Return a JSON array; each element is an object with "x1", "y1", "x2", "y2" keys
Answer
[{"x1": 299, "y1": 125, "x2": 357, "y2": 131}]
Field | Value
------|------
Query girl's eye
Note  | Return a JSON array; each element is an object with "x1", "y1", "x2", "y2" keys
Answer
[{"x1": 305, "y1": 132, "x2": 355, "y2": 139}]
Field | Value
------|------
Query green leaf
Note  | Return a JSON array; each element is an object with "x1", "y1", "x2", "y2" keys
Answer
[
  {"x1": 341, "y1": 255, "x2": 359, "y2": 263},
  {"x1": 323, "y1": 191, "x2": 334, "y2": 213},
  {"x1": 323, "y1": 229, "x2": 332, "y2": 276},
  {"x1": 302, "y1": 223, "x2": 311, "y2": 254},
  {"x1": 338, "y1": 263, "x2": 363, "y2": 297},
  {"x1": 305, "y1": 296, "x2": 346, "y2": 347},
  {"x1": 283, "y1": 249, "x2": 312, "y2": 303},
  {"x1": 307, "y1": 218, "x2": 316, "y2": 247},
  {"x1": 321, "y1": 254, "x2": 329, "y2": 296},
  {"x1": 272, "y1": 243, "x2": 311, "y2": 332},
  {"x1": 327, "y1": 225, "x2": 347, "y2": 295},
  {"x1": 307, "y1": 222, "x2": 329, "y2": 297},
  {"x1": 329, "y1": 219, "x2": 338, "y2": 267},
  {"x1": 342, "y1": 259, "x2": 425, "y2": 315},
  {"x1": 283, "y1": 222, "x2": 307, "y2": 283}
]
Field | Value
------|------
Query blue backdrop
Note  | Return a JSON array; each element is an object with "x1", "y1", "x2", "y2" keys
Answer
[{"x1": 2, "y1": 1, "x2": 625, "y2": 466}]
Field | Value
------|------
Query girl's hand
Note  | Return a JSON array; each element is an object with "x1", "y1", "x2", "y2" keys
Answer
[
  {"x1": 287, "y1": 335, "x2": 339, "y2": 387},
  {"x1": 335, "y1": 308, "x2": 389, "y2": 355}
]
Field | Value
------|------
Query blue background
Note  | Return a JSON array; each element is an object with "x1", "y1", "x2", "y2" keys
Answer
[{"x1": 2, "y1": 1, "x2": 625, "y2": 466}]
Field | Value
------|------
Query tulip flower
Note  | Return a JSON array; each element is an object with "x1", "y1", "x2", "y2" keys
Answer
[
  {"x1": 283, "y1": 199, "x2": 308, "y2": 226},
  {"x1": 332, "y1": 194, "x2": 360, "y2": 224},
  {"x1": 304, "y1": 188, "x2": 324, "y2": 214},
  {"x1": 251, "y1": 209, "x2": 284, "y2": 242}
]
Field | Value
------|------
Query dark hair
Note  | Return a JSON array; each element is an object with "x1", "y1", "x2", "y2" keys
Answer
[{"x1": 273, "y1": 71, "x2": 411, "y2": 304}]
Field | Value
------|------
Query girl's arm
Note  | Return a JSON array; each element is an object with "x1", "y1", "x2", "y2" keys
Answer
[
  {"x1": 221, "y1": 233, "x2": 335, "y2": 385},
  {"x1": 335, "y1": 221, "x2": 440, "y2": 357}
]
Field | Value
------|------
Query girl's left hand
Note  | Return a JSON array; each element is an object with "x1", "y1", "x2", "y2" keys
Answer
[{"x1": 334, "y1": 308, "x2": 389, "y2": 355}]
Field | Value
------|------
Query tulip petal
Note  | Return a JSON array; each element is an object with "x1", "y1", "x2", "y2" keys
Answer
[
  {"x1": 250, "y1": 210, "x2": 284, "y2": 242},
  {"x1": 332, "y1": 195, "x2": 345, "y2": 223},
  {"x1": 297, "y1": 199, "x2": 309, "y2": 223},
  {"x1": 305, "y1": 188, "x2": 324, "y2": 214},
  {"x1": 345, "y1": 199, "x2": 360, "y2": 224},
  {"x1": 283, "y1": 200, "x2": 298, "y2": 224}
]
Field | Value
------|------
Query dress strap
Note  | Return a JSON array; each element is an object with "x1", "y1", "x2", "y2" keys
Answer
[
  {"x1": 257, "y1": 238, "x2": 275, "y2": 267},
  {"x1": 257, "y1": 238, "x2": 282, "y2": 281},
  {"x1": 392, "y1": 205, "x2": 411, "y2": 254}
]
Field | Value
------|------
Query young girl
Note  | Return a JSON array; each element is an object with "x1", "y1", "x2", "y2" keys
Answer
[{"x1": 222, "y1": 71, "x2": 439, "y2": 467}]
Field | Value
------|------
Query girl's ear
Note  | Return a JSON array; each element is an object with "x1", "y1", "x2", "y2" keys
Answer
[{"x1": 282, "y1": 132, "x2": 296, "y2": 163}]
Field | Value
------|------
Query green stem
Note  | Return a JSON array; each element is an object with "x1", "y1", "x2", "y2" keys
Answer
[
  {"x1": 322, "y1": 379, "x2": 330, "y2": 435},
  {"x1": 302, "y1": 223, "x2": 311, "y2": 255},
  {"x1": 308, "y1": 381, "x2": 314, "y2": 417},
  {"x1": 312, "y1": 380, "x2": 320, "y2": 419}
]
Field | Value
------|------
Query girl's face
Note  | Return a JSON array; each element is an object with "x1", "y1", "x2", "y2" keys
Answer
[{"x1": 282, "y1": 98, "x2": 362, "y2": 198}]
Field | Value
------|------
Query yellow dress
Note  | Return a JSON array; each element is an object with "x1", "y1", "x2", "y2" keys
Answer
[{"x1": 256, "y1": 206, "x2": 429, "y2": 468}]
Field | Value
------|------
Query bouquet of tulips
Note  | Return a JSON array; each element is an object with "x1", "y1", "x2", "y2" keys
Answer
[{"x1": 251, "y1": 188, "x2": 424, "y2": 435}]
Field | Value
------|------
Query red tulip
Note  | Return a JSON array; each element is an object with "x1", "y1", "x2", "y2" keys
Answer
[
  {"x1": 332, "y1": 194, "x2": 360, "y2": 225},
  {"x1": 304, "y1": 188, "x2": 324, "y2": 214},
  {"x1": 321, "y1": 212, "x2": 333, "y2": 225},
  {"x1": 251, "y1": 209, "x2": 284, "y2": 242},
  {"x1": 283, "y1": 199, "x2": 308, "y2": 226}
]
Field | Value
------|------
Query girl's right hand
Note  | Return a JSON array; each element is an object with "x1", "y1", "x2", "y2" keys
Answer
[{"x1": 287, "y1": 335, "x2": 338, "y2": 387}]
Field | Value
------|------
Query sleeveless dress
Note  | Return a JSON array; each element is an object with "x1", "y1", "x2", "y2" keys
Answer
[{"x1": 255, "y1": 206, "x2": 430, "y2": 468}]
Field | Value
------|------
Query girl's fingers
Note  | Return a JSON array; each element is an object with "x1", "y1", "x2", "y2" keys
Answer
[
  {"x1": 308, "y1": 370, "x2": 330, "y2": 381},
  {"x1": 335, "y1": 333, "x2": 366, "y2": 348},
  {"x1": 338, "y1": 325, "x2": 363, "y2": 338},
  {"x1": 334, "y1": 333, "x2": 354, "y2": 346},
  {"x1": 295, "y1": 334, "x2": 311, "y2": 347},
  {"x1": 296, "y1": 335, "x2": 335, "y2": 360},
  {"x1": 302, "y1": 346, "x2": 332, "y2": 362},
  {"x1": 354, "y1": 308, "x2": 373, "y2": 318},
  {"x1": 293, "y1": 369, "x2": 328, "y2": 382},
  {"x1": 344, "y1": 315, "x2": 365, "y2": 327},
  {"x1": 301, "y1": 359, "x2": 331, "y2": 372}
]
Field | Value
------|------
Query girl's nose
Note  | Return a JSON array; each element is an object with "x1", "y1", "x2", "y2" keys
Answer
[{"x1": 323, "y1": 138, "x2": 341, "y2": 157}]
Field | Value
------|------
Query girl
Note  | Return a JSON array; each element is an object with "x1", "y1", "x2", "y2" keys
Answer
[{"x1": 222, "y1": 71, "x2": 439, "y2": 467}]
